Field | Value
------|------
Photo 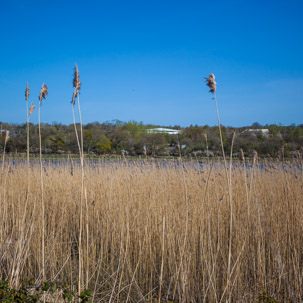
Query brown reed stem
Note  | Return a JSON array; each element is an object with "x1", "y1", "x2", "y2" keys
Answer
[
  {"x1": 72, "y1": 101, "x2": 83, "y2": 296},
  {"x1": 26, "y1": 100, "x2": 30, "y2": 183},
  {"x1": 38, "y1": 99, "x2": 45, "y2": 285},
  {"x1": 72, "y1": 64, "x2": 86, "y2": 295},
  {"x1": 213, "y1": 92, "x2": 233, "y2": 301},
  {"x1": 158, "y1": 216, "x2": 165, "y2": 303},
  {"x1": 1, "y1": 133, "x2": 8, "y2": 178},
  {"x1": 77, "y1": 95, "x2": 88, "y2": 291},
  {"x1": 203, "y1": 133, "x2": 209, "y2": 164},
  {"x1": 76, "y1": 87, "x2": 89, "y2": 292}
]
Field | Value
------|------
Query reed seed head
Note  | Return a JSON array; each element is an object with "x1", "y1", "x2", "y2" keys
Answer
[
  {"x1": 72, "y1": 64, "x2": 81, "y2": 105},
  {"x1": 39, "y1": 84, "x2": 48, "y2": 105},
  {"x1": 205, "y1": 73, "x2": 216, "y2": 93},
  {"x1": 5, "y1": 131, "x2": 10, "y2": 144},
  {"x1": 253, "y1": 150, "x2": 258, "y2": 162},
  {"x1": 29, "y1": 103, "x2": 35, "y2": 117},
  {"x1": 239, "y1": 148, "x2": 245, "y2": 162},
  {"x1": 25, "y1": 83, "x2": 30, "y2": 101}
]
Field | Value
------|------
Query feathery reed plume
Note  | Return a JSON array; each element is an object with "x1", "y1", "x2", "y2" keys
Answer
[
  {"x1": 39, "y1": 84, "x2": 48, "y2": 105},
  {"x1": 29, "y1": 103, "x2": 35, "y2": 117},
  {"x1": 204, "y1": 74, "x2": 226, "y2": 166},
  {"x1": 71, "y1": 64, "x2": 87, "y2": 294},
  {"x1": 5, "y1": 131, "x2": 10, "y2": 144},
  {"x1": 72, "y1": 64, "x2": 81, "y2": 105},
  {"x1": 25, "y1": 83, "x2": 30, "y2": 101},
  {"x1": 205, "y1": 73, "x2": 216, "y2": 93},
  {"x1": 71, "y1": 65, "x2": 82, "y2": 156},
  {"x1": 239, "y1": 148, "x2": 245, "y2": 162}
]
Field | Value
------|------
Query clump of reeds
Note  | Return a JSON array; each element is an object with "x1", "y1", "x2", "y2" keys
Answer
[{"x1": 1, "y1": 162, "x2": 303, "y2": 302}]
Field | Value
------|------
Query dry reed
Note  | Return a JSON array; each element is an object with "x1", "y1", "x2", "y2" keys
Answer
[
  {"x1": 0, "y1": 161, "x2": 302, "y2": 302},
  {"x1": 71, "y1": 64, "x2": 87, "y2": 295},
  {"x1": 25, "y1": 83, "x2": 30, "y2": 173},
  {"x1": 38, "y1": 83, "x2": 48, "y2": 287}
]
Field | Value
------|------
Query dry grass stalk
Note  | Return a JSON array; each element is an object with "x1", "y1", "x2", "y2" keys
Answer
[
  {"x1": 5, "y1": 130, "x2": 10, "y2": 144},
  {"x1": 253, "y1": 150, "x2": 258, "y2": 164},
  {"x1": 205, "y1": 73, "x2": 233, "y2": 301},
  {"x1": 25, "y1": 83, "x2": 31, "y2": 194},
  {"x1": 38, "y1": 83, "x2": 48, "y2": 289},
  {"x1": 239, "y1": 148, "x2": 245, "y2": 162},
  {"x1": 0, "y1": 131, "x2": 9, "y2": 186},
  {"x1": 203, "y1": 133, "x2": 209, "y2": 162},
  {"x1": 71, "y1": 64, "x2": 87, "y2": 295}
]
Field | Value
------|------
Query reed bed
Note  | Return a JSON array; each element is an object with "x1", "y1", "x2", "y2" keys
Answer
[{"x1": 0, "y1": 160, "x2": 302, "y2": 302}]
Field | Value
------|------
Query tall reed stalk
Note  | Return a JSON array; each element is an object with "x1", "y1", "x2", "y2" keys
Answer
[
  {"x1": 205, "y1": 73, "x2": 233, "y2": 301},
  {"x1": 25, "y1": 84, "x2": 35, "y2": 194},
  {"x1": 38, "y1": 83, "x2": 48, "y2": 285},
  {"x1": 203, "y1": 133, "x2": 209, "y2": 163},
  {"x1": 72, "y1": 64, "x2": 88, "y2": 294},
  {"x1": 25, "y1": 83, "x2": 30, "y2": 175},
  {"x1": 1, "y1": 131, "x2": 10, "y2": 176}
]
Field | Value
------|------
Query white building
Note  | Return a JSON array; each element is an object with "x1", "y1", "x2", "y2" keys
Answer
[
  {"x1": 146, "y1": 128, "x2": 181, "y2": 135},
  {"x1": 243, "y1": 129, "x2": 269, "y2": 136}
]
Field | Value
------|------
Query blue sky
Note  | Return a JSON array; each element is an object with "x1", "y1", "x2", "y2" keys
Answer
[{"x1": 0, "y1": 0, "x2": 302, "y2": 127}]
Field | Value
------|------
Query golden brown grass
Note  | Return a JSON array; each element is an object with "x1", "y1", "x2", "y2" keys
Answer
[{"x1": 0, "y1": 160, "x2": 302, "y2": 302}]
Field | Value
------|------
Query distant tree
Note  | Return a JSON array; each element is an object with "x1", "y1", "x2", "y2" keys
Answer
[
  {"x1": 146, "y1": 133, "x2": 166, "y2": 156},
  {"x1": 251, "y1": 122, "x2": 262, "y2": 128},
  {"x1": 84, "y1": 130, "x2": 94, "y2": 153},
  {"x1": 49, "y1": 135, "x2": 65, "y2": 153},
  {"x1": 123, "y1": 121, "x2": 146, "y2": 142},
  {"x1": 95, "y1": 137, "x2": 111, "y2": 154}
]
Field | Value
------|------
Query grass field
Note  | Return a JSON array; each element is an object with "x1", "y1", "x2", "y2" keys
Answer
[{"x1": 0, "y1": 159, "x2": 302, "y2": 302}]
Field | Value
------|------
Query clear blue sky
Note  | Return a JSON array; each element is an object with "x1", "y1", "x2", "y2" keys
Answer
[{"x1": 0, "y1": 0, "x2": 302, "y2": 127}]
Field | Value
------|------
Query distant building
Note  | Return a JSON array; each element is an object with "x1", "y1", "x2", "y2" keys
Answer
[
  {"x1": 243, "y1": 129, "x2": 269, "y2": 136},
  {"x1": 147, "y1": 128, "x2": 181, "y2": 135}
]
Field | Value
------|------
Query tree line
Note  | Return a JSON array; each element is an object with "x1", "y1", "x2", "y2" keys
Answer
[{"x1": 0, "y1": 121, "x2": 302, "y2": 159}]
